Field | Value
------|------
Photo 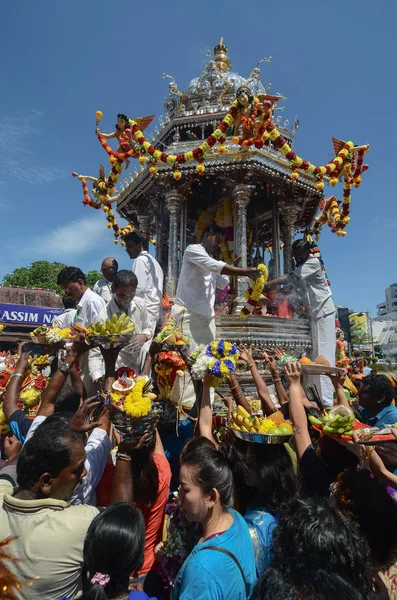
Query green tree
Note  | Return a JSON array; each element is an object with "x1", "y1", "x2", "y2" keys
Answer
[
  {"x1": 2, "y1": 262, "x2": 102, "y2": 293},
  {"x1": 86, "y1": 270, "x2": 103, "y2": 289}
]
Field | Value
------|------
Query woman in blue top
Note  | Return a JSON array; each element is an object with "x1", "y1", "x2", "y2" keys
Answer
[
  {"x1": 174, "y1": 441, "x2": 257, "y2": 600},
  {"x1": 197, "y1": 375, "x2": 299, "y2": 578}
]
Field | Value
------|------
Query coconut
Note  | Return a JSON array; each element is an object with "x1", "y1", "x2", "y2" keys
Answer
[
  {"x1": 112, "y1": 377, "x2": 135, "y2": 392},
  {"x1": 329, "y1": 405, "x2": 353, "y2": 418}
]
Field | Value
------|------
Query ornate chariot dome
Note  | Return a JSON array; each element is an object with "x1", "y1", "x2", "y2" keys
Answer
[{"x1": 164, "y1": 39, "x2": 270, "y2": 117}]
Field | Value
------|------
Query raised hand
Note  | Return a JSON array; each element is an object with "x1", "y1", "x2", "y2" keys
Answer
[
  {"x1": 69, "y1": 396, "x2": 101, "y2": 433},
  {"x1": 238, "y1": 344, "x2": 253, "y2": 364},
  {"x1": 284, "y1": 360, "x2": 302, "y2": 382},
  {"x1": 4, "y1": 435, "x2": 22, "y2": 462},
  {"x1": 327, "y1": 368, "x2": 348, "y2": 388},
  {"x1": 263, "y1": 351, "x2": 277, "y2": 372},
  {"x1": 274, "y1": 347, "x2": 286, "y2": 361}
]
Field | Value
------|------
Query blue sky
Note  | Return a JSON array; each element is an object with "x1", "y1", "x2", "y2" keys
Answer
[{"x1": 0, "y1": 0, "x2": 395, "y2": 315}]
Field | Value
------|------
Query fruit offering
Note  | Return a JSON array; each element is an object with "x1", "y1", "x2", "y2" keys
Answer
[
  {"x1": 88, "y1": 314, "x2": 135, "y2": 336},
  {"x1": 30, "y1": 324, "x2": 73, "y2": 343},
  {"x1": 299, "y1": 356, "x2": 312, "y2": 365},
  {"x1": 230, "y1": 406, "x2": 293, "y2": 435},
  {"x1": 309, "y1": 405, "x2": 355, "y2": 437},
  {"x1": 155, "y1": 318, "x2": 189, "y2": 345}
]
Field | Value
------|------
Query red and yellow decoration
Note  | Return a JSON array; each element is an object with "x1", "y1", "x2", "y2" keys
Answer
[
  {"x1": 240, "y1": 263, "x2": 268, "y2": 319},
  {"x1": 154, "y1": 351, "x2": 187, "y2": 399}
]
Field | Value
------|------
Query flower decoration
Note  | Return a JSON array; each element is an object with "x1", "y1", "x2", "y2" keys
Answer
[
  {"x1": 191, "y1": 340, "x2": 240, "y2": 387},
  {"x1": 0, "y1": 537, "x2": 23, "y2": 599},
  {"x1": 240, "y1": 263, "x2": 268, "y2": 319},
  {"x1": 30, "y1": 325, "x2": 73, "y2": 344},
  {"x1": 109, "y1": 376, "x2": 156, "y2": 419},
  {"x1": 154, "y1": 351, "x2": 187, "y2": 399}
]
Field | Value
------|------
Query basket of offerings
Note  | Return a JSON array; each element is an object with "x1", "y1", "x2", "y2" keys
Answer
[
  {"x1": 30, "y1": 325, "x2": 75, "y2": 344},
  {"x1": 108, "y1": 375, "x2": 158, "y2": 444},
  {"x1": 229, "y1": 406, "x2": 298, "y2": 444},
  {"x1": 154, "y1": 318, "x2": 189, "y2": 349},
  {"x1": 84, "y1": 315, "x2": 136, "y2": 346},
  {"x1": 299, "y1": 355, "x2": 344, "y2": 376}
]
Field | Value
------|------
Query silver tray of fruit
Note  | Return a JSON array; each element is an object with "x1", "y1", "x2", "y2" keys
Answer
[
  {"x1": 87, "y1": 333, "x2": 135, "y2": 346},
  {"x1": 228, "y1": 425, "x2": 299, "y2": 445}
]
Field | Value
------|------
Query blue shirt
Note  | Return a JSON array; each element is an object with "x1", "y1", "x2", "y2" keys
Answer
[
  {"x1": 244, "y1": 509, "x2": 277, "y2": 576},
  {"x1": 174, "y1": 509, "x2": 256, "y2": 600},
  {"x1": 361, "y1": 404, "x2": 397, "y2": 429}
]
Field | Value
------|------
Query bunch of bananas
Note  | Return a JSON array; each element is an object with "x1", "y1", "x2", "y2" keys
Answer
[
  {"x1": 230, "y1": 406, "x2": 293, "y2": 435},
  {"x1": 309, "y1": 408, "x2": 355, "y2": 437},
  {"x1": 88, "y1": 314, "x2": 135, "y2": 336}
]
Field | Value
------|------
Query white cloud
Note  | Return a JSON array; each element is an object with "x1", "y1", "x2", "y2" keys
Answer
[
  {"x1": 33, "y1": 213, "x2": 107, "y2": 259},
  {"x1": 0, "y1": 109, "x2": 65, "y2": 188}
]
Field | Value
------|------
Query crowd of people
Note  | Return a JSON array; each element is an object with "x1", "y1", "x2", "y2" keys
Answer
[{"x1": 1, "y1": 227, "x2": 397, "y2": 600}]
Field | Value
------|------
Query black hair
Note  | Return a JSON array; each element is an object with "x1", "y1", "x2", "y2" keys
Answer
[
  {"x1": 17, "y1": 419, "x2": 84, "y2": 489},
  {"x1": 201, "y1": 223, "x2": 224, "y2": 240},
  {"x1": 180, "y1": 438, "x2": 234, "y2": 509},
  {"x1": 317, "y1": 435, "x2": 359, "y2": 481},
  {"x1": 113, "y1": 269, "x2": 138, "y2": 289},
  {"x1": 123, "y1": 231, "x2": 142, "y2": 245},
  {"x1": 362, "y1": 373, "x2": 395, "y2": 405},
  {"x1": 291, "y1": 238, "x2": 310, "y2": 252},
  {"x1": 53, "y1": 384, "x2": 81, "y2": 415},
  {"x1": 231, "y1": 442, "x2": 299, "y2": 515},
  {"x1": 116, "y1": 113, "x2": 129, "y2": 129},
  {"x1": 83, "y1": 503, "x2": 145, "y2": 600},
  {"x1": 236, "y1": 86, "x2": 254, "y2": 103},
  {"x1": 335, "y1": 467, "x2": 397, "y2": 570},
  {"x1": 57, "y1": 266, "x2": 86, "y2": 286},
  {"x1": 253, "y1": 567, "x2": 365, "y2": 600},
  {"x1": 130, "y1": 435, "x2": 159, "y2": 507},
  {"x1": 267, "y1": 497, "x2": 372, "y2": 597},
  {"x1": 62, "y1": 296, "x2": 77, "y2": 310}
]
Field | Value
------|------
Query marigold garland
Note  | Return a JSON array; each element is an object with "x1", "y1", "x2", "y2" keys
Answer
[
  {"x1": 240, "y1": 263, "x2": 268, "y2": 319},
  {"x1": 112, "y1": 377, "x2": 152, "y2": 418}
]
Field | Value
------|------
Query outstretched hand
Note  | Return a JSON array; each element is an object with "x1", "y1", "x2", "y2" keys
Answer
[
  {"x1": 284, "y1": 360, "x2": 302, "y2": 383},
  {"x1": 327, "y1": 368, "x2": 348, "y2": 388},
  {"x1": 246, "y1": 267, "x2": 261, "y2": 281},
  {"x1": 69, "y1": 397, "x2": 102, "y2": 433},
  {"x1": 4, "y1": 435, "x2": 22, "y2": 462},
  {"x1": 263, "y1": 351, "x2": 277, "y2": 372},
  {"x1": 238, "y1": 344, "x2": 253, "y2": 364}
]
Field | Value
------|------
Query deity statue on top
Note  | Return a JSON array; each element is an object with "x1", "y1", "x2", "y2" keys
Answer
[{"x1": 96, "y1": 113, "x2": 154, "y2": 168}]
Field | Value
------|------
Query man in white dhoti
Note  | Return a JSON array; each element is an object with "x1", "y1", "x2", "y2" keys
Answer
[
  {"x1": 89, "y1": 270, "x2": 152, "y2": 382},
  {"x1": 171, "y1": 223, "x2": 260, "y2": 408},
  {"x1": 265, "y1": 239, "x2": 336, "y2": 407}
]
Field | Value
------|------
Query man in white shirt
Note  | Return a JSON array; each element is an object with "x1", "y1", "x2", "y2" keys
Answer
[
  {"x1": 93, "y1": 257, "x2": 118, "y2": 304},
  {"x1": 52, "y1": 296, "x2": 77, "y2": 329},
  {"x1": 89, "y1": 270, "x2": 152, "y2": 381},
  {"x1": 57, "y1": 266, "x2": 106, "y2": 394},
  {"x1": 124, "y1": 232, "x2": 164, "y2": 336},
  {"x1": 265, "y1": 238, "x2": 336, "y2": 406},
  {"x1": 171, "y1": 224, "x2": 260, "y2": 407}
]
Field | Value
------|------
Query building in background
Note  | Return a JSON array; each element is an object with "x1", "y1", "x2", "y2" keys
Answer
[
  {"x1": 0, "y1": 286, "x2": 62, "y2": 350},
  {"x1": 377, "y1": 283, "x2": 397, "y2": 321}
]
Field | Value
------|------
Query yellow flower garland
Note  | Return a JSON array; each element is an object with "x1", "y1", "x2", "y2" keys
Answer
[
  {"x1": 240, "y1": 263, "x2": 268, "y2": 319},
  {"x1": 123, "y1": 378, "x2": 152, "y2": 418}
]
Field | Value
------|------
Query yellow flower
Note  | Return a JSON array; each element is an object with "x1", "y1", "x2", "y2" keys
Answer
[
  {"x1": 185, "y1": 151, "x2": 194, "y2": 162},
  {"x1": 154, "y1": 150, "x2": 162, "y2": 160},
  {"x1": 123, "y1": 377, "x2": 152, "y2": 418}
]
